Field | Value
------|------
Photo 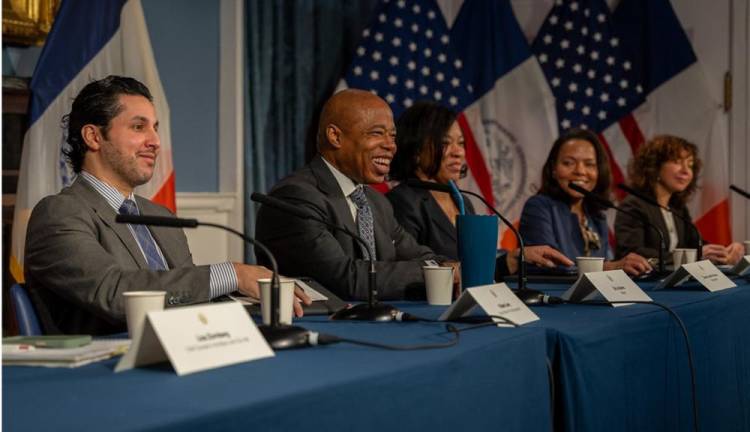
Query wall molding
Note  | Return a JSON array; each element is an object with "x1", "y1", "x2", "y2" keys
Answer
[{"x1": 176, "y1": 192, "x2": 241, "y2": 265}]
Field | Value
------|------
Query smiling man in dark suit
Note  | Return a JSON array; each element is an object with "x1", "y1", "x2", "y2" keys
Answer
[
  {"x1": 24, "y1": 76, "x2": 309, "y2": 335},
  {"x1": 255, "y1": 89, "x2": 453, "y2": 301}
]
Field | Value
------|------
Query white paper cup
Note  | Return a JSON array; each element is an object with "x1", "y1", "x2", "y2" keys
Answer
[
  {"x1": 423, "y1": 266, "x2": 454, "y2": 305},
  {"x1": 123, "y1": 291, "x2": 166, "y2": 339},
  {"x1": 259, "y1": 278, "x2": 295, "y2": 325},
  {"x1": 744, "y1": 240, "x2": 750, "y2": 255},
  {"x1": 673, "y1": 248, "x2": 697, "y2": 266},
  {"x1": 576, "y1": 257, "x2": 604, "y2": 277}
]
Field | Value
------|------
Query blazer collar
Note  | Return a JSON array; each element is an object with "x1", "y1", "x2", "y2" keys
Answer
[
  {"x1": 414, "y1": 185, "x2": 457, "y2": 242},
  {"x1": 310, "y1": 154, "x2": 358, "y2": 234},
  {"x1": 68, "y1": 178, "x2": 150, "y2": 269}
]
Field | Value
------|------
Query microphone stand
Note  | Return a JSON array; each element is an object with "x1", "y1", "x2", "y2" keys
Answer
[
  {"x1": 405, "y1": 180, "x2": 546, "y2": 306},
  {"x1": 568, "y1": 183, "x2": 667, "y2": 275},
  {"x1": 617, "y1": 184, "x2": 703, "y2": 261},
  {"x1": 116, "y1": 214, "x2": 312, "y2": 350},
  {"x1": 250, "y1": 193, "x2": 398, "y2": 321}
]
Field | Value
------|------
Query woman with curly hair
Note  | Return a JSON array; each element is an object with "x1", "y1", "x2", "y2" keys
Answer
[
  {"x1": 519, "y1": 128, "x2": 651, "y2": 276},
  {"x1": 615, "y1": 135, "x2": 744, "y2": 265}
]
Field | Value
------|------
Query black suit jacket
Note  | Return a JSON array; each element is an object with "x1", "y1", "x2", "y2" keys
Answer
[
  {"x1": 254, "y1": 155, "x2": 439, "y2": 301},
  {"x1": 386, "y1": 182, "x2": 476, "y2": 260},
  {"x1": 614, "y1": 194, "x2": 701, "y2": 260}
]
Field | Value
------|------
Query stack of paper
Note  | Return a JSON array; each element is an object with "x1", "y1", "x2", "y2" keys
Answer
[{"x1": 3, "y1": 339, "x2": 131, "y2": 368}]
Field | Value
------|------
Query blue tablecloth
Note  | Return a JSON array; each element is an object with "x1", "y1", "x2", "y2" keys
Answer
[
  {"x1": 3, "y1": 305, "x2": 552, "y2": 432},
  {"x1": 527, "y1": 278, "x2": 750, "y2": 432},
  {"x1": 5, "y1": 278, "x2": 749, "y2": 432}
]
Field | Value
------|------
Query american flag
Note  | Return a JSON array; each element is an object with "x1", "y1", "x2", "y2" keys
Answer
[
  {"x1": 340, "y1": 0, "x2": 734, "y2": 245},
  {"x1": 531, "y1": 0, "x2": 646, "y2": 133},
  {"x1": 343, "y1": 0, "x2": 474, "y2": 117}
]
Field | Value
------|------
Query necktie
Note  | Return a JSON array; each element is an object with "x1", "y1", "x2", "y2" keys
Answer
[
  {"x1": 349, "y1": 187, "x2": 377, "y2": 261},
  {"x1": 119, "y1": 199, "x2": 167, "y2": 270}
]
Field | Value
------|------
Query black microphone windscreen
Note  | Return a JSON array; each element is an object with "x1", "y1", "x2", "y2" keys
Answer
[
  {"x1": 617, "y1": 183, "x2": 662, "y2": 209},
  {"x1": 115, "y1": 214, "x2": 199, "y2": 228},
  {"x1": 404, "y1": 178, "x2": 452, "y2": 192},
  {"x1": 730, "y1": 184, "x2": 750, "y2": 200},
  {"x1": 568, "y1": 182, "x2": 615, "y2": 208},
  {"x1": 567, "y1": 182, "x2": 588, "y2": 195},
  {"x1": 251, "y1": 192, "x2": 313, "y2": 220}
]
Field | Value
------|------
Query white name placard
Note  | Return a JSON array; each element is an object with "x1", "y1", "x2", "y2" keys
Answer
[
  {"x1": 115, "y1": 302, "x2": 274, "y2": 375},
  {"x1": 439, "y1": 283, "x2": 539, "y2": 326},
  {"x1": 657, "y1": 260, "x2": 737, "y2": 292},
  {"x1": 730, "y1": 255, "x2": 750, "y2": 277},
  {"x1": 562, "y1": 270, "x2": 652, "y2": 307}
]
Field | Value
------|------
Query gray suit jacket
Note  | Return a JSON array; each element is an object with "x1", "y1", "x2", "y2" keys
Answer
[
  {"x1": 255, "y1": 155, "x2": 439, "y2": 301},
  {"x1": 25, "y1": 178, "x2": 211, "y2": 335}
]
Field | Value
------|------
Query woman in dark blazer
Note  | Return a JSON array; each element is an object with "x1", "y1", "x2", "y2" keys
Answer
[
  {"x1": 519, "y1": 128, "x2": 651, "y2": 276},
  {"x1": 615, "y1": 135, "x2": 744, "y2": 265},
  {"x1": 387, "y1": 101, "x2": 571, "y2": 276}
]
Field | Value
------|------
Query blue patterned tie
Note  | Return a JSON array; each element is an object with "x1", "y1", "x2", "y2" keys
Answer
[
  {"x1": 119, "y1": 199, "x2": 167, "y2": 270},
  {"x1": 349, "y1": 187, "x2": 377, "y2": 261}
]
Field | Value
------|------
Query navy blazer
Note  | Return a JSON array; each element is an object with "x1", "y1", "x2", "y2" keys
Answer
[
  {"x1": 519, "y1": 194, "x2": 612, "y2": 269},
  {"x1": 386, "y1": 182, "x2": 476, "y2": 260}
]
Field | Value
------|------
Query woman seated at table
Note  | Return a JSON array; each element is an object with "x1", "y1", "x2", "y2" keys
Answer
[
  {"x1": 387, "y1": 101, "x2": 572, "y2": 276},
  {"x1": 519, "y1": 128, "x2": 651, "y2": 276},
  {"x1": 615, "y1": 135, "x2": 744, "y2": 265}
]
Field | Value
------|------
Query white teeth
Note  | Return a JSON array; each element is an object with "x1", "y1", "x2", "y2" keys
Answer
[{"x1": 373, "y1": 158, "x2": 391, "y2": 165}]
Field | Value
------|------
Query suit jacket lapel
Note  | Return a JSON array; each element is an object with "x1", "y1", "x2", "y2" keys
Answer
[
  {"x1": 310, "y1": 155, "x2": 358, "y2": 235},
  {"x1": 70, "y1": 178, "x2": 149, "y2": 269},
  {"x1": 422, "y1": 190, "x2": 457, "y2": 243},
  {"x1": 646, "y1": 203, "x2": 670, "y2": 249},
  {"x1": 135, "y1": 196, "x2": 178, "y2": 268}
]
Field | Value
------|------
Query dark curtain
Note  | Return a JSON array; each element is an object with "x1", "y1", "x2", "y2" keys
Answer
[{"x1": 244, "y1": 0, "x2": 379, "y2": 261}]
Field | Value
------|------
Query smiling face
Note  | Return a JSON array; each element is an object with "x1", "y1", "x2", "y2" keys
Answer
[
  {"x1": 323, "y1": 91, "x2": 397, "y2": 184},
  {"x1": 657, "y1": 149, "x2": 694, "y2": 194},
  {"x1": 419, "y1": 120, "x2": 465, "y2": 184},
  {"x1": 83, "y1": 94, "x2": 160, "y2": 194},
  {"x1": 553, "y1": 138, "x2": 598, "y2": 200}
]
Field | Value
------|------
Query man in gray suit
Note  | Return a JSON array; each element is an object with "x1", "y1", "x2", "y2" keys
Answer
[
  {"x1": 25, "y1": 76, "x2": 308, "y2": 335},
  {"x1": 256, "y1": 89, "x2": 454, "y2": 301}
]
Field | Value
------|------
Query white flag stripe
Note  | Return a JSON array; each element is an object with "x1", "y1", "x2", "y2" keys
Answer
[
  {"x1": 10, "y1": 0, "x2": 174, "y2": 282},
  {"x1": 631, "y1": 63, "x2": 726, "y2": 215},
  {"x1": 461, "y1": 56, "x2": 558, "y2": 224}
]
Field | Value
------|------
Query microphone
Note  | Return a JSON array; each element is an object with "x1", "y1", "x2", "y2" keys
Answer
[
  {"x1": 115, "y1": 214, "x2": 313, "y2": 350},
  {"x1": 405, "y1": 179, "x2": 550, "y2": 306},
  {"x1": 115, "y1": 214, "x2": 199, "y2": 228},
  {"x1": 567, "y1": 182, "x2": 667, "y2": 274},
  {"x1": 250, "y1": 192, "x2": 399, "y2": 321},
  {"x1": 617, "y1": 183, "x2": 703, "y2": 260},
  {"x1": 730, "y1": 184, "x2": 750, "y2": 200}
]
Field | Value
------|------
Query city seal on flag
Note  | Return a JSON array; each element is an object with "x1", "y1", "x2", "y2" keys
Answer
[{"x1": 482, "y1": 118, "x2": 527, "y2": 215}]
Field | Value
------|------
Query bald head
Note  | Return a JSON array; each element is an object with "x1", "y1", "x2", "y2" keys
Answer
[
  {"x1": 317, "y1": 89, "x2": 388, "y2": 149},
  {"x1": 317, "y1": 89, "x2": 397, "y2": 184}
]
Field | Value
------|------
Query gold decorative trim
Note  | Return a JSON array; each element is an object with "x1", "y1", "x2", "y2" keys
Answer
[{"x1": 2, "y1": 0, "x2": 61, "y2": 46}]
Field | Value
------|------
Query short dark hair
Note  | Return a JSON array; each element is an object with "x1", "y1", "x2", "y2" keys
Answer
[
  {"x1": 538, "y1": 128, "x2": 613, "y2": 214},
  {"x1": 390, "y1": 101, "x2": 459, "y2": 181},
  {"x1": 627, "y1": 135, "x2": 702, "y2": 208},
  {"x1": 62, "y1": 75, "x2": 153, "y2": 173}
]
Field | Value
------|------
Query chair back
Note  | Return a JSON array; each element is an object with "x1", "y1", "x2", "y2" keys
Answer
[{"x1": 10, "y1": 284, "x2": 42, "y2": 336}]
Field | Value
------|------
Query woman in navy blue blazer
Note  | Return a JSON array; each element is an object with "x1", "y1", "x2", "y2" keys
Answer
[
  {"x1": 388, "y1": 101, "x2": 572, "y2": 276},
  {"x1": 519, "y1": 128, "x2": 651, "y2": 276}
]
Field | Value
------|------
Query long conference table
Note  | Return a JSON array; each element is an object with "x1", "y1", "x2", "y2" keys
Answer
[{"x1": 4, "y1": 277, "x2": 750, "y2": 432}]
